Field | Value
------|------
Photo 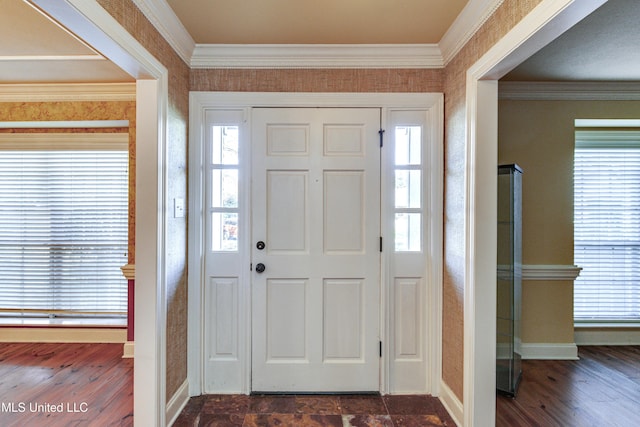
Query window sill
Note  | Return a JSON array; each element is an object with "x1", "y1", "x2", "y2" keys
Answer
[
  {"x1": 575, "y1": 322, "x2": 640, "y2": 329},
  {"x1": 0, "y1": 317, "x2": 126, "y2": 328}
]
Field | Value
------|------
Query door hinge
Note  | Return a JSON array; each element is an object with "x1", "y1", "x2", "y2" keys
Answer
[
  {"x1": 378, "y1": 129, "x2": 385, "y2": 147},
  {"x1": 379, "y1": 236, "x2": 383, "y2": 252},
  {"x1": 379, "y1": 341, "x2": 383, "y2": 358}
]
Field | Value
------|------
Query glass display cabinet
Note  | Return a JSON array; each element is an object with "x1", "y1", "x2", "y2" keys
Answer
[{"x1": 496, "y1": 164, "x2": 523, "y2": 396}]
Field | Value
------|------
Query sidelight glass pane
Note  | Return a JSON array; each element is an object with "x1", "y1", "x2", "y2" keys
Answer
[
  {"x1": 395, "y1": 213, "x2": 421, "y2": 252},
  {"x1": 395, "y1": 126, "x2": 422, "y2": 166},
  {"x1": 212, "y1": 169, "x2": 238, "y2": 208},
  {"x1": 212, "y1": 212, "x2": 238, "y2": 252},
  {"x1": 395, "y1": 170, "x2": 421, "y2": 209},
  {"x1": 212, "y1": 125, "x2": 239, "y2": 165}
]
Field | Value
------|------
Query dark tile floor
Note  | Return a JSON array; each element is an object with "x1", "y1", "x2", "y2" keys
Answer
[{"x1": 173, "y1": 394, "x2": 455, "y2": 426}]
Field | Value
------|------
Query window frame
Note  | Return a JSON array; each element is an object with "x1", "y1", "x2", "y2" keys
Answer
[
  {"x1": 0, "y1": 132, "x2": 130, "y2": 324},
  {"x1": 574, "y1": 128, "x2": 640, "y2": 325}
]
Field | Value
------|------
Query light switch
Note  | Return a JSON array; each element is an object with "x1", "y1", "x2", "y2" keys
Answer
[{"x1": 174, "y1": 198, "x2": 185, "y2": 218}]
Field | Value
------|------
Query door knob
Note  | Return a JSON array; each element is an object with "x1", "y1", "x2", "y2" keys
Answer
[{"x1": 255, "y1": 263, "x2": 266, "y2": 273}]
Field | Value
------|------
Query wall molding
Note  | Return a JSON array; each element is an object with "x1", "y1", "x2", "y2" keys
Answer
[
  {"x1": 575, "y1": 328, "x2": 640, "y2": 345},
  {"x1": 438, "y1": 380, "x2": 463, "y2": 427},
  {"x1": 522, "y1": 264, "x2": 582, "y2": 281},
  {"x1": 499, "y1": 81, "x2": 640, "y2": 101},
  {"x1": 520, "y1": 342, "x2": 579, "y2": 360},
  {"x1": 191, "y1": 44, "x2": 443, "y2": 69},
  {"x1": 122, "y1": 341, "x2": 135, "y2": 358},
  {"x1": 131, "y1": 0, "x2": 195, "y2": 65},
  {"x1": 0, "y1": 83, "x2": 136, "y2": 102},
  {"x1": 120, "y1": 263, "x2": 136, "y2": 281},
  {"x1": 439, "y1": 0, "x2": 504, "y2": 65},
  {"x1": 165, "y1": 379, "x2": 190, "y2": 427},
  {"x1": 0, "y1": 328, "x2": 127, "y2": 343}
]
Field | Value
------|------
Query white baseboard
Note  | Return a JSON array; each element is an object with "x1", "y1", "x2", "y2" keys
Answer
[
  {"x1": 438, "y1": 380, "x2": 462, "y2": 427},
  {"x1": 575, "y1": 329, "x2": 640, "y2": 345},
  {"x1": 166, "y1": 379, "x2": 190, "y2": 427},
  {"x1": 520, "y1": 342, "x2": 578, "y2": 360},
  {"x1": 122, "y1": 341, "x2": 134, "y2": 358}
]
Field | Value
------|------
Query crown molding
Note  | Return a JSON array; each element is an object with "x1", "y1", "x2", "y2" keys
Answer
[
  {"x1": 130, "y1": 0, "x2": 195, "y2": 65},
  {"x1": 132, "y1": 0, "x2": 504, "y2": 69},
  {"x1": 499, "y1": 81, "x2": 640, "y2": 100},
  {"x1": 0, "y1": 55, "x2": 104, "y2": 61},
  {"x1": 439, "y1": 0, "x2": 504, "y2": 65},
  {"x1": 0, "y1": 83, "x2": 136, "y2": 102},
  {"x1": 191, "y1": 44, "x2": 443, "y2": 69}
]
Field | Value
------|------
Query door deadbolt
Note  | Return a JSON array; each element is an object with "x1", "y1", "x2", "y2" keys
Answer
[{"x1": 256, "y1": 241, "x2": 266, "y2": 250}]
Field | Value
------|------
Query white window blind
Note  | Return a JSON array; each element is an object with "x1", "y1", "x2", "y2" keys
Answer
[
  {"x1": 0, "y1": 133, "x2": 129, "y2": 319},
  {"x1": 574, "y1": 130, "x2": 640, "y2": 322}
]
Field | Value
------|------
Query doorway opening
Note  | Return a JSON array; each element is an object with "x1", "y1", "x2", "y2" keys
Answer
[{"x1": 188, "y1": 92, "x2": 444, "y2": 397}]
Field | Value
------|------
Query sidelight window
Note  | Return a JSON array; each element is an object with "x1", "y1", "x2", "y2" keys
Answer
[
  {"x1": 211, "y1": 125, "x2": 240, "y2": 251},
  {"x1": 394, "y1": 126, "x2": 423, "y2": 252}
]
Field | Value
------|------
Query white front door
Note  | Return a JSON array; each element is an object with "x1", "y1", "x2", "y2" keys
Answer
[{"x1": 251, "y1": 108, "x2": 381, "y2": 392}]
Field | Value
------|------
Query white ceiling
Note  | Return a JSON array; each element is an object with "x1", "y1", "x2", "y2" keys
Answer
[{"x1": 1, "y1": 0, "x2": 639, "y2": 84}]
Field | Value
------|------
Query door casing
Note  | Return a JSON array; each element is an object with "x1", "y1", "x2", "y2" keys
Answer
[{"x1": 188, "y1": 92, "x2": 444, "y2": 396}]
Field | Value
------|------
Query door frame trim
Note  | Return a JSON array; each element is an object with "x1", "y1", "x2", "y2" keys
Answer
[{"x1": 188, "y1": 92, "x2": 443, "y2": 396}]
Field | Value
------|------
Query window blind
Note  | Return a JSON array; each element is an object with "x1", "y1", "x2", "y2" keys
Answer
[
  {"x1": 574, "y1": 130, "x2": 640, "y2": 322},
  {"x1": 0, "y1": 133, "x2": 129, "y2": 319}
]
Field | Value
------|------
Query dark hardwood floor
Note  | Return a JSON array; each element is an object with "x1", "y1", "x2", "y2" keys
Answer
[
  {"x1": 0, "y1": 342, "x2": 133, "y2": 427},
  {"x1": 497, "y1": 346, "x2": 640, "y2": 427},
  {"x1": 1, "y1": 343, "x2": 636, "y2": 426}
]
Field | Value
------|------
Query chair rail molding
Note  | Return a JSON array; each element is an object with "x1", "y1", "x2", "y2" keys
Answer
[{"x1": 522, "y1": 264, "x2": 582, "y2": 281}]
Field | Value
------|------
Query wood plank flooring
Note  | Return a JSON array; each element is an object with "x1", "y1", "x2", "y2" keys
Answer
[
  {"x1": 0, "y1": 342, "x2": 132, "y2": 427},
  {"x1": 497, "y1": 346, "x2": 640, "y2": 427}
]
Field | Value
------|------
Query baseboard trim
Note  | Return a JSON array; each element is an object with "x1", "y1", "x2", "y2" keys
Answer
[
  {"x1": 166, "y1": 379, "x2": 190, "y2": 427},
  {"x1": 520, "y1": 342, "x2": 579, "y2": 360},
  {"x1": 122, "y1": 341, "x2": 134, "y2": 358},
  {"x1": 575, "y1": 328, "x2": 640, "y2": 346},
  {"x1": 438, "y1": 380, "x2": 462, "y2": 427},
  {"x1": 0, "y1": 327, "x2": 126, "y2": 343}
]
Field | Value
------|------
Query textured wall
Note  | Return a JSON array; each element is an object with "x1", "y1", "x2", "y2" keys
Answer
[
  {"x1": 96, "y1": 0, "x2": 190, "y2": 401},
  {"x1": 191, "y1": 68, "x2": 443, "y2": 92},
  {"x1": 0, "y1": 101, "x2": 136, "y2": 262},
  {"x1": 442, "y1": 0, "x2": 543, "y2": 401}
]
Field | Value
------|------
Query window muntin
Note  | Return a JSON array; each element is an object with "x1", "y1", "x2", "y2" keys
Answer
[
  {"x1": 0, "y1": 136, "x2": 129, "y2": 319},
  {"x1": 210, "y1": 125, "x2": 240, "y2": 252},
  {"x1": 574, "y1": 130, "x2": 640, "y2": 322},
  {"x1": 394, "y1": 126, "x2": 423, "y2": 252}
]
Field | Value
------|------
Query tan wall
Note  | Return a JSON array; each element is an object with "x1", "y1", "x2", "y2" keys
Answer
[
  {"x1": 442, "y1": 0, "x2": 543, "y2": 401},
  {"x1": 498, "y1": 99, "x2": 640, "y2": 344},
  {"x1": 97, "y1": 0, "x2": 191, "y2": 400}
]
